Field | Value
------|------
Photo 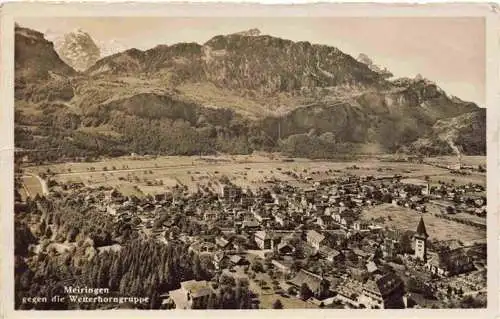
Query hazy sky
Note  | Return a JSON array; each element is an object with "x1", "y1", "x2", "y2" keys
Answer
[{"x1": 18, "y1": 17, "x2": 485, "y2": 106}]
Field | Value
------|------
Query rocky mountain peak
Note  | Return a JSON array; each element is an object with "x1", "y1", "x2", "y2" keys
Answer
[
  {"x1": 357, "y1": 53, "x2": 393, "y2": 79},
  {"x1": 232, "y1": 28, "x2": 262, "y2": 37},
  {"x1": 14, "y1": 25, "x2": 485, "y2": 158},
  {"x1": 54, "y1": 29, "x2": 101, "y2": 72}
]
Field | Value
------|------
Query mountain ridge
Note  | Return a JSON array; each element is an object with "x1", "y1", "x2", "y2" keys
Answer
[{"x1": 14, "y1": 25, "x2": 485, "y2": 162}]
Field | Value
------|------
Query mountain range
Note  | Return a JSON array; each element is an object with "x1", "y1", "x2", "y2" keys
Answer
[{"x1": 14, "y1": 25, "x2": 486, "y2": 162}]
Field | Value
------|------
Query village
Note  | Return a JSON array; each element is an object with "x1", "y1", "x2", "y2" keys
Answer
[{"x1": 20, "y1": 159, "x2": 487, "y2": 310}]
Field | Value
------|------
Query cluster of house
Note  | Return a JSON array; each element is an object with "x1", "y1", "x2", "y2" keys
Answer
[
  {"x1": 429, "y1": 182, "x2": 486, "y2": 217},
  {"x1": 44, "y1": 173, "x2": 486, "y2": 309},
  {"x1": 57, "y1": 171, "x2": 485, "y2": 238},
  {"x1": 163, "y1": 211, "x2": 484, "y2": 309}
]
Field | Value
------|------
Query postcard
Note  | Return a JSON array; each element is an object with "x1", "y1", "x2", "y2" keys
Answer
[{"x1": 0, "y1": 2, "x2": 498, "y2": 319}]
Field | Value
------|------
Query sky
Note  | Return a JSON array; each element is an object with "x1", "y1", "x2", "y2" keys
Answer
[{"x1": 17, "y1": 17, "x2": 486, "y2": 106}]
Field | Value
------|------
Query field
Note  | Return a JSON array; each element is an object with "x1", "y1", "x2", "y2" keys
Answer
[
  {"x1": 426, "y1": 203, "x2": 487, "y2": 226},
  {"x1": 20, "y1": 175, "x2": 44, "y2": 199},
  {"x1": 427, "y1": 173, "x2": 486, "y2": 188},
  {"x1": 360, "y1": 204, "x2": 486, "y2": 245},
  {"x1": 20, "y1": 154, "x2": 484, "y2": 198},
  {"x1": 424, "y1": 156, "x2": 486, "y2": 168}
]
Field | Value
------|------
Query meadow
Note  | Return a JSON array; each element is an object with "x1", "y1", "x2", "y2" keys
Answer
[
  {"x1": 21, "y1": 154, "x2": 485, "y2": 198},
  {"x1": 360, "y1": 204, "x2": 486, "y2": 245}
]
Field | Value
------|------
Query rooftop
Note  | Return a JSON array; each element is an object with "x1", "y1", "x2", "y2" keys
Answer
[
  {"x1": 290, "y1": 269, "x2": 323, "y2": 292},
  {"x1": 180, "y1": 280, "x2": 214, "y2": 298},
  {"x1": 415, "y1": 216, "x2": 428, "y2": 238},
  {"x1": 400, "y1": 178, "x2": 428, "y2": 187},
  {"x1": 307, "y1": 229, "x2": 325, "y2": 242}
]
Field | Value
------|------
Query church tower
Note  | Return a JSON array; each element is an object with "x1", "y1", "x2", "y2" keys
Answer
[{"x1": 414, "y1": 216, "x2": 428, "y2": 262}]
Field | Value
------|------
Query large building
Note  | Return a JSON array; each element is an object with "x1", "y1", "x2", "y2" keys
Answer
[
  {"x1": 413, "y1": 216, "x2": 428, "y2": 262},
  {"x1": 168, "y1": 280, "x2": 216, "y2": 309},
  {"x1": 425, "y1": 248, "x2": 476, "y2": 277},
  {"x1": 400, "y1": 178, "x2": 430, "y2": 196},
  {"x1": 289, "y1": 269, "x2": 326, "y2": 298},
  {"x1": 218, "y1": 182, "x2": 242, "y2": 200},
  {"x1": 254, "y1": 230, "x2": 282, "y2": 250},
  {"x1": 306, "y1": 229, "x2": 326, "y2": 252},
  {"x1": 358, "y1": 273, "x2": 405, "y2": 309}
]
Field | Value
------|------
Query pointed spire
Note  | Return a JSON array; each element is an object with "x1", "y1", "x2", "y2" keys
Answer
[{"x1": 415, "y1": 216, "x2": 428, "y2": 238}]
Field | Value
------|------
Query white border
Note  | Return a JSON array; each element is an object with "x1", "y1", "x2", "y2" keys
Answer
[{"x1": 0, "y1": 3, "x2": 498, "y2": 319}]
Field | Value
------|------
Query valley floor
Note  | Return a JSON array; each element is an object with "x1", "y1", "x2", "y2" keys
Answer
[{"x1": 19, "y1": 154, "x2": 486, "y2": 198}]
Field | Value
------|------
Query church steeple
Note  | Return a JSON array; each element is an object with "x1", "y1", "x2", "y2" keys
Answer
[
  {"x1": 415, "y1": 216, "x2": 428, "y2": 239},
  {"x1": 414, "y1": 216, "x2": 428, "y2": 262}
]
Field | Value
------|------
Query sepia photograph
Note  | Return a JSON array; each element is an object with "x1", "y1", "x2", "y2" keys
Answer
[{"x1": 1, "y1": 2, "x2": 499, "y2": 317}]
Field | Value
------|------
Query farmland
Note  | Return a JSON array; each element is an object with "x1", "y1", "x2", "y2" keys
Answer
[
  {"x1": 423, "y1": 156, "x2": 486, "y2": 168},
  {"x1": 20, "y1": 175, "x2": 45, "y2": 199},
  {"x1": 360, "y1": 204, "x2": 486, "y2": 245},
  {"x1": 20, "y1": 154, "x2": 485, "y2": 198}
]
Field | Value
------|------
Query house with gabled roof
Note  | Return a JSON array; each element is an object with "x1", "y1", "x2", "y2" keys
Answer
[
  {"x1": 306, "y1": 229, "x2": 325, "y2": 252},
  {"x1": 289, "y1": 269, "x2": 328, "y2": 298},
  {"x1": 241, "y1": 219, "x2": 260, "y2": 231},
  {"x1": 317, "y1": 215, "x2": 335, "y2": 230},
  {"x1": 341, "y1": 215, "x2": 356, "y2": 229},
  {"x1": 272, "y1": 257, "x2": 294, "y2": 276},
  {"x1": 358, "y1": 273, "x2": 405, "y2": 309},
  {"x1": 275, "y1": 212, "x2": 288, "y2": 227},
  {"x1": 254, "y1": 230, "x2": 282, "y2": 250},
  {"x1": 318, "y1": 246, "x2": 343, "y2": 263},
  {"x1": 277, "y1": 241, "x2": 295, "y2": 255},
  {"x1": 353, "y1": 221, "x2": 370, "y2": 232},
  {"x1": 168, "y1": 280, "x2": 216, "y2": 309},
  {"x1": 425, "y1": 248, "x2": 475, "y2": 277},
  {"x1": 213, "y1": 251, "x2": 231, "y2": 270},
  {"x1": 215, "y1": 236, "x2": 233, "y2": 250},
  {"x1": 335, "y1": 279, "x2": 363, "y2": 307},
  {"x1": 229, "y1": 255, "x2": 249, "y2": 266}
]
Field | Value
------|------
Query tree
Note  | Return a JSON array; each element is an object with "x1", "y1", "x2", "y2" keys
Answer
[
  {"x1": 287, "y1": 286, "x2": 296, "y2": 296},
  {"x1": 192, "y1": 255, "x2": 204, "y2": 280},
  {"x1": 407, "y1": 278, "x2": 421, "y2": 293},
  {"x1": 447, "y1": 286, "x2": 453, "y2": 296},
  {"x1": 221, "y1": 289, "x2": 236, "y2": 309},
  {"x1": 220, "y1": 274, "x2": 236, "y2": 287},
  {"x1": 45, "y1": 226, "x2": 53, "y2": 240},
  {"x1": 207, "y1": 292, "x2": 217, "y2": 309},
  {"x1": 319, "y1": 279, "x2": 330, "y2": 299},
  {"x1": 251, "y1": 260, "x2": 264, "y2": 273},
  {"x1": 460, "y1": 296, "x2": 486, "y2": 308},
  {"x1": 382, "y1": 193, "x2": 393, "y2": 203},
  {"x1": 272, "y1": 299, "x2": 283, "y2": 309},
  {"x1": 300, "y1": 283, "x2": 313, "y2": 301},
  {"x1": 398, "y1": 232, "x2": 413, "y2": 254},
  {"x1": 373, "y1": 246, "x2": 383, "y2": 262}
]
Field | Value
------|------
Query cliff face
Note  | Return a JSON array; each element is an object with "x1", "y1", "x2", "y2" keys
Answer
[
  {"x1": 407, "y1": 109, "x2": 486, "y2": 156},
  {"x1": 53, "y1": 29, "x2": 101, "y2": 72},
  {"x1": 14, "y1": 26, "x2": 485, "y2": 158},
  {"x1": 15, "y1": 26, "x2": 77, "y2": 82},
  {"x1": 87, "y1": 31, "x2": 384, "y2": 92}
]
